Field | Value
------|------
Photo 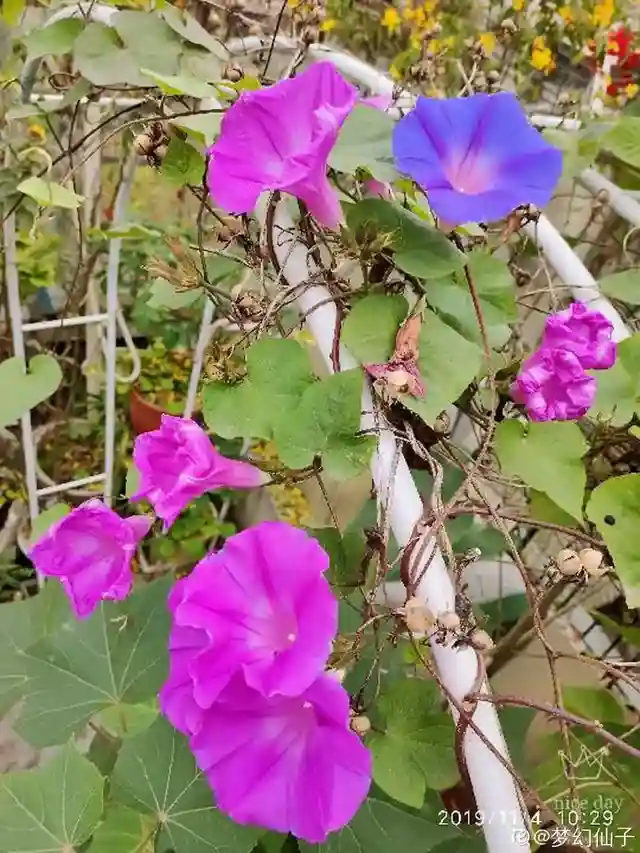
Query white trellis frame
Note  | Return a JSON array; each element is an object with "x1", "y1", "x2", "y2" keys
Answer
[{"x1": 4, "y1": 11, "x2": 638, "y2": 851}]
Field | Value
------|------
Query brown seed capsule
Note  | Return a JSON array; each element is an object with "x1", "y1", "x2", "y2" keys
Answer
[
  {"x1": 556, "y1": 548, "x2": 582, "y2": 575},
  {"x1": 133, "y1": 133, "x2": 154, "y2": 155},
  {"x1": 222, "y1": 62, "x2": 244, "y2": 83},
  {"x1": 153, "y1": 143, "x2": 168, "y2": 164},
  {"x1": 405, "y1": 597, "x2": 435, "y2": 633},
  {"x1": 578, "y1": 548, "x2": 604, "y2": 575},
  {"x1": 470, "y1": 629, "x2": 494, "y2": 651},
  {"x1": 500, "y1": 17, "x2": 518, "y2": 34},
  {"x1": 438, "y1": 611, "x2": 461, "y2": 631},
  {"x1": 351, "y1": 715, "x2": 371, "y2": 735}
]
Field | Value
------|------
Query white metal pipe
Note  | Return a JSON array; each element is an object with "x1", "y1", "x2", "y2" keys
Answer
[
  {"x1": 578, "y1": 168, "x2": 640, "y2": 229},
  {"x1": 522, "y1": 216, "x2": 630, "y2": 342},
  {"x1": 260, "y1": 198, "x2": 529, "y2": 852},
  {"x1": 36, "y1": 473, "x2": 106, "y2": 497},
  {"x1": 21, "y1": 313, "x2": 109, "y2": 332},
  {"x1": 103, "y1": 150, "x2": 138, "y2": 505},
  {"x1": 529, "y1": 114, "x2": 582, "y2": 130},
  {"x1": 29, "y1": 93, "x2": 144, "y2": 108},
  {"x1": 3, "y1": 213, "x2": 40, "y2": 525},
  {"x1": 184, "y1": 297, "x2": 216, "y2": 420}
]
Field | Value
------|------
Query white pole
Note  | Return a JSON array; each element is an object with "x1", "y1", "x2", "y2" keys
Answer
[
  {"x1": 82, "y1": 102, "x2": 104, "y2": 397},
  {"x1": 103, "y1": 151, "x2": 138, "y2": 505},
  {"x1": 259, "y1": 198, "x2": 530, "y2": 853},
  {"x1": 184, "y1": 298, "x2": 216, "y2": 420},
  {"x1": 2, "y1": 213, "x2": 40, "y2": 525}
]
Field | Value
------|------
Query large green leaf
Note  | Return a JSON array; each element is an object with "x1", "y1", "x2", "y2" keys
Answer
[
  {"x1": 111, "y1": 717, "x2": 260, "y2": 853},
  {"x1": 202, "y1": 338, "x2": 315, "y2": 440},
  {"x1": 90, "y1": 805, "x2": 156, "y2": 853},
  {"x1": 0, "y1": 744, "x2": 103, "y2": 853},
  {"x1": 23, "y1": 18, "x2": 83, "y2": 58},
  {"x1": 425, "y1": 250, "x2": 517, "y2": 349},
  {"x1": 0, "y1": 354, "x2": 63, "y2": 428},
  {"x1": 161, "y1": 135, "x2": 205, "y2": 187},
  {"x1": 341, "y1": 294, "x2": 407, "y2": 364},
  {"x1": 603, "y1": 116, "x2": 640, "y2": 171},
  {"x1": 141, "y1": 69, "x2": 218, "y2": 98},
  {"x1": 14, "y1": 577, "x2": 171, "y2": 748},
  {"x1": 112, "y1": 11, "x2": 182, "y2": 76},
  {"x1": 402, "y1": 310, "x2": 483, "y2": 425},
  {"x1": 586, "y1": 473, "x2": 640, "y2": 607},
  {"x1": 300, "y1": 792, "x2": 462, "y2": 853},
  {"x1": 543, "y1": 128, "x2": 601, "y2": 180},
  {"x1": 73, "y1": 23, "x2": 149, "y2": 86},
  {"x1": 309, "y1": 527, "x2": 366, "y2": 589},
  {"x1": 330, "y1": 105, "x2": 398, "y2": 182},
  {"x1": 562, "y1": 686, "x2": 625, "y2": 725},
  {"x1": 169, "y1": 112, "x2": 223, "y2": 146},
  {"x1": 346, "y1": 199, "x2": 466, "y2": 280},
  {"x1": 160, "y1": 6, "x2": 227, "y2": 58},
  {"x1": 369, "y1": 679, "x2": 458, "y2": 808},
  {"x1": 495, "y1": 420, "x2": 587, "y2": 520},
  {"x1": 17, "y1": 177, "x2": 84, "y2": 209},
  {"x1": 589, "y1": 332, "x2": 640, "y2": 426},
  {"x1": 599, "y1": 269, "x2": 640, "y2": 305},
  {"x1": 0, "y1": 582, "x2": 70, "y2": 715},
  {"x1": 275, "y1": 369, "x2": 376, "y2": 479}
]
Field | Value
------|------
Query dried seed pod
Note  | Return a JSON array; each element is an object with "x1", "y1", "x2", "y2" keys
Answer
[
  {"x1": 500, "y1": 17, "x2": 518, "y2": 34},
  {"x1": 133, "y1": 133, "x2": 155, "y2": 155},
  {"x1": 351, "y1": 715, "x2": 371, "y2": 735},
  {"x1": 222, "y1": 62, "x2": 244, "y2": 83},
  {"x1": 578, "y1": 548, "x2": 604, "y2": 575},
  {"x1": 470, "y1": 629, "x2": 494, "y2": 651},
  {"x1": 438, "y1": 611, "x2": 461, "y2": 631},
  {"x1": 153, "y1": 143, "x2": 168, "y2": 164},
  {"x1": 405, "y1": 597, "x2": 435, "y2": 633},
  {"x1": 556, "y1": 548, "x2": 582, "y2": 576}
]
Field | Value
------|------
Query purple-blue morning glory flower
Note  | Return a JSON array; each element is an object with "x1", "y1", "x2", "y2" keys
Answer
[{"x1": 392, "y1": 92, "x2": 563, "y2": 226}]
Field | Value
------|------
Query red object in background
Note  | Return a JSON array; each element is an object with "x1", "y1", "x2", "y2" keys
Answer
[
  {"x1": 585, "y1": 26, "x2": 640, "y2": 96},
  {"x1": 604, "y1": 26, "x2": 640, "y2": 95}
]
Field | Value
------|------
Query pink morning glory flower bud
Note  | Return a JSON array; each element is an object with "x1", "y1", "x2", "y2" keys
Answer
[
  {"x1": 207, "y1": 62, "x2": 359, "y2": 229},
  {"x1": 29, "y1": 499, "x2": 151, "y2": 619},
  {"x1": 392, "y1": 92, "x2": 563, "y2": 225},
  {"x1": 159, "y1": 521, "x2": 337, "y2": 721},
  {"x1": 190, "y1": 673, "x2": 372, "y2": 843},
  {"x1": 542, "y1": 302, "x2": 616, "y2": 370},
  {"x1": 130, "y1": 415, "x2": 265, "y2": 530},
  {"x1": 511, "y1": 348, "x2": 596, "y2": 422}
]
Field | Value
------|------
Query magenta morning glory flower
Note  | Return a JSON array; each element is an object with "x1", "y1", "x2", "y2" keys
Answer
[
  {"x1": 29, "y1": 499, "x2": 151, "y2": 619},
  {"x1": 207, "y1": 62, "x2": 359, "y2": 229},
  {"x1": 131, "y1": 415, "x2": 265, "y2": 530},
  {"x1": 511, "y1": 348, "x2": 596, "y2": 421},
  {"x1": 542, "y1": 302, "x2": 616, "y2": 370},
  {"x1": 160, "y1": 521, "x2": 337, "y2": 712},
  {"x1": 190, "y1": 673, "x2": 372, "y2": 843},
  {"x1": 392, "y1": 92, "x2": 563, "y2": 225}
]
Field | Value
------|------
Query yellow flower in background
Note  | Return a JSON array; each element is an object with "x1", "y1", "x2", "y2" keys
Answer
[
  {"x1": 28, "y1": 123, "x2": 46, "y2": 142},
  {"x1": 427, "y1": 37, "x2": 441, "y2": 53},
  {"x1": 390, "y1": 64, "x2": 403, "y2": 80},
  {"x1": 479, "y1": 32, "x2": 497, "y2": 55},
  {"x1": 413, "y1": 7, "x2": 427, "y2": 28},
  {"x1": 626, "y1": 83, "x2": 639, "y2": 99},
  {"x1": 558, "y1": 5, "x2": 574, "y2": 24},
  {"x1": 424, "y1": 0, "x2": 439, "y2": 12},
  {"x1": 512, "y1": 0, "x2": 524, "y2": 11},
  {"x1": 321, "y1": 17, "x2": 337, "y2": 31},
  {"x1": 531, "y1": 36, "x2": 556, "y2": 73},
  {"x1": 382, "y1": 6, "x2": 401, "y2": 32},
  {"x1": 591, "y1": 0, "x2": 614, "y2": 28},
  {"x1": 402, "y1": 5, "x2": 415, "y2": 21}
]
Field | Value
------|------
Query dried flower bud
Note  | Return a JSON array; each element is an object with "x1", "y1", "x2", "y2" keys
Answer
[
  {"x1": 556, "y1": 548, "x2": 582, "y2": 576},
  {"x1": 596, "y1": 189, "x2": 609, "y2": 204},
  {"x1": 222, "y1": 62, "x2": 244, "y2": 83},
  {"x1": 470, "y1": 629, "x2": 494, "y2": 651},
  {"x1": 301, "y1": 25, "x2": 319, "y2": 46},
  {"x1": 350, "y1": 715, "x2": 371, "y2": 735},
  {"x1": 405, "y1": 597, "x2": 435, "y2": 633},
  {"x1": 438, "y1": 611, "x2": 461, "y2": 631},
  {"x1": 487, "y1": 70, "x2": 501, "y2": 83},
  {"x1": 500, "y1": 17, "x2": 518, "y2": 34}
]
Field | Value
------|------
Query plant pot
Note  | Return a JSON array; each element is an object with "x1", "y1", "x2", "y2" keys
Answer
[
  {"x1": 129, "y1": 386, "x2": 201, "y2": 435},
  {"x1": 129, "y1": 386, "x2": 168, "y2": 435},
  {"x1": 34, "y1": 419, "x2": 105, "y2": 503}
]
